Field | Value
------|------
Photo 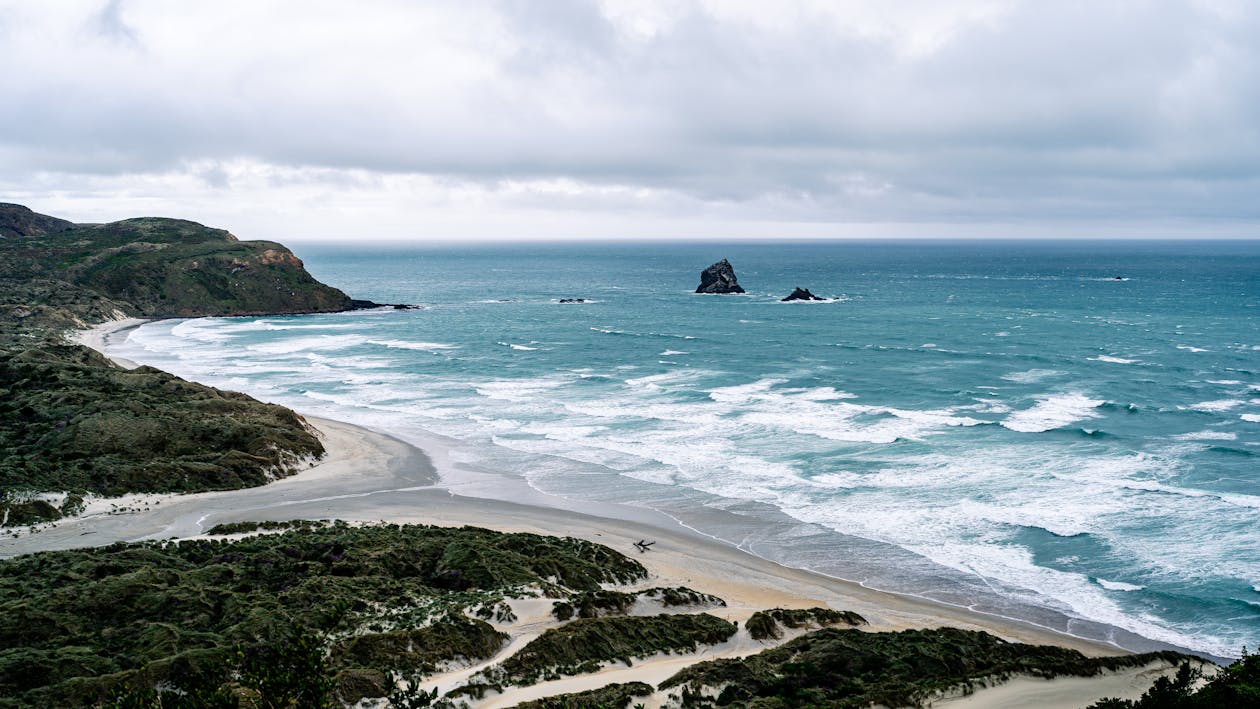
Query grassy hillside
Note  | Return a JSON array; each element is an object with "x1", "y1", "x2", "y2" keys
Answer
[
  {"x1": 0, "y1": 210, "x2": 352, "y2": 319},
  {"x1": 0, "y1": 522, "x2": 648, "y2": 707},
  {"x1": 0, "y1": 204, "x2": 359, "y2": 525}
]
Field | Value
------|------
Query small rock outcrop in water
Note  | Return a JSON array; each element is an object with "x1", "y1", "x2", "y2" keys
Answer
[
  {"x1": 350, "y1": 299, "x2": 420, "y2": 310},
  {"x1": 696, "y1": 259, "x2": 745, "y2": 294},
  {"x1": 559, "y1": 298, "x2": 587, "y2": 303},
  {"x1": 782, "y1": 287, "x2": 825, "y2": 302}
]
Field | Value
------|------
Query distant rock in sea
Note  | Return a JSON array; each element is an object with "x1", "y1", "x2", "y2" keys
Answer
[
  {"x1": 782, "y1": 287, "x2": 825, "y2": 302},
  {"x1": 350, "y1": 299, "x2": 420, "y2": 310},
  {"x1": 559, "y1": 298, "x2": 588, "y2": 303},
  {"x1": 696, "y1": 259, "x2": 745, "y2": 294}
]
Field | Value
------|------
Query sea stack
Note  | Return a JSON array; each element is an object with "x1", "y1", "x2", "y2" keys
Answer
[
  {"x1": 782, "y1": 287, "x2": 825, "y2": 302},
  {"x1": 696, "y1": 259, "x2": 745, "y2": 294}
]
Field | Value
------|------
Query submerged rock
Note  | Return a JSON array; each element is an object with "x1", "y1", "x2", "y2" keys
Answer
[
  {"x1": 559, "y1": 298, "x2": 587, "y2": 303},
  {"x1": 696, "y1": 259, "x2": 745, "y2": 294},
  {"x1": 782, "y1": 287, "x2": 825, "y2": 302}
]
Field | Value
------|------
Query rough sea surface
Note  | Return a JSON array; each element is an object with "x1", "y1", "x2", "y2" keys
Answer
[{"x1": 111, "y1": 240, "x2": 1260, "y2": 659}]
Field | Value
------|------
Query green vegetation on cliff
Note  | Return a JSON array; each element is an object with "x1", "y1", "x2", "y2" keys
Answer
[
  {"x1": 744, "y1": 607, "x2": 866, "y2": 641},
  {"x1": 509, "y1": 682, "x2": 654, "y2": 709},
  {"x1": 486, "y1": 613, "x2": 737, "y2": 688},
  {"x1": 0, "y1": 522, "x2": 648, "y2": 707},
  {"x1": 0, "y1": 344, "x2": 324, "y2": 502},
  {"x1": 1089, "y1": 649, "x2": 1260, "y2": 707},
  {"x1": 1, "y1": 206, "x2": 352, "y2": 322},
  {"x1": 0, "y1": 204, "x2": 361, "y2": 525},
  {"x1": 660, "y1": 626, "x2": 1188, "y2": 708}
]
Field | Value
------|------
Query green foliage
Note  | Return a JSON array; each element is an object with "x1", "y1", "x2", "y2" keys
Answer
[
  {"x1": 551, "y1": 586, "x2": 726, "y2": 621},
  {"x1": 647, "y1": 586, "x2": 726, "y2": 608},
  {"x1": 205, "y1": 520, "x2": 325, "y2": 536},
  {"x1": 660, "y1": 626, "x2": 1193, "y2": 708},
  {"x1": 333, "y1": 614, "x2": 507, "y2": 674},
  {"x1": 509, "y1": 681, "x2": 654, "y2": 708},
  {"x1": 744, "y1": 607, "x2": 867, "y2": 641},
  {"x1": 0, "y1": 522, "x2": 647, "y2": 707},
  {"x1": 0, "y1": 344, "x2": 325, "y2": 520},
  {"x1": 0, "y1": 212, "x2": 352, "y2": 319},
  {"x1": 1088, "y1": 648, "x2": 1257, "y2": 708},
  {"x1": 477, "y1": 614, "x2": 737, "y2": 688}
]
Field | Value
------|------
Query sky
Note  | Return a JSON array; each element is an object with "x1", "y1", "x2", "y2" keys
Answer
[{"x1": 1, "y1": 0, "x2": 1258, "y2": 241}]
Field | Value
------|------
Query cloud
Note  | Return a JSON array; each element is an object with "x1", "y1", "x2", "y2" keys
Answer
[{"x1": 0, "y1": 0, "x2": 1257, "y2": 238}]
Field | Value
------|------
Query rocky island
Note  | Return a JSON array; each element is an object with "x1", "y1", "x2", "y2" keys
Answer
[
  {"x1": 782, "y1": 287, "x2": 826, "y2": 301},
  {"x1": 696, "y1": 258, "x2": 745, "y2": 293}
]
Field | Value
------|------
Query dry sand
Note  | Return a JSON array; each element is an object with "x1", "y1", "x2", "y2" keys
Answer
[{"x1": 2, "y1": 319, "x2": 1199, "y2": 706}]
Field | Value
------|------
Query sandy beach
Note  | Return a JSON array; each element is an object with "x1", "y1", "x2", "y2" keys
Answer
[{"x1": 1, "y1": 319, "x2": 1201, "y2": 707}]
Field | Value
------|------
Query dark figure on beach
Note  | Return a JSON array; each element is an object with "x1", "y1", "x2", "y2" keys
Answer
[{"x1": 634, "y1": 539, "x2": 656, "y2": 553}]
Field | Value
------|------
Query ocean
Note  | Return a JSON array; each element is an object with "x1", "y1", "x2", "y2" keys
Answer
[{"x1": 108, "y1": 240, "x2": 1260, "y2": 659}]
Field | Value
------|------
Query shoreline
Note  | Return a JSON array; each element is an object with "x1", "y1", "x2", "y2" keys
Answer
[{"x1": 4, "y1": 317, "x2": 1208, "y2": 704}]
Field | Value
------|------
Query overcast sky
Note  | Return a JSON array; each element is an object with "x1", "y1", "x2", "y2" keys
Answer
[{"x1": 2, "y1": 0, "x2": 1257, "y2": 240}]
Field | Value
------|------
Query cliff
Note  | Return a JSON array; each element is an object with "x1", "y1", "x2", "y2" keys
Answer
[
  {"x1": 0, "y1": 205, "x2": 359, "y2": 526},
  {"x1": 0, "y1": 207, "x2": 352, "y2": 320}
]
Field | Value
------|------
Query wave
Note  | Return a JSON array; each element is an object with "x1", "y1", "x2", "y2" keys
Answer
[
  {"x1": 590, "y1": 326, "x2": 695, "y2": 340},
  {"x1": 1096, "y1": 578, "x2": 1145, "y2": 592},
  {"x1": 1089, "y1": 355, "x2": 1138, "y2": 364},
  {"x1": 1189, "y1": 399, "x2": 1245, "y2": 412},
  {"x1": 369, "y1": 339, "x2": 458, "y2": 351},
  {"x1": 1173, "y1": 430, "x2": 1237, "y2": 442},
  {"x1": 1177, "y1": 345, "x2": 1211, "y2": 353},
  {"x1": 1207, "y1": 445, "x2": 1256, "y2": 458},
  {"x1": 245, "y1": 334, "x2": 368, "y2": 355},
  {"x1": 1242, "y1": 413, "x2": 1260, "y2": 423},
  {"x1": 1001, "y1": 369, "x2": 1063, "y2": 384},
  {"x1": 1001, "y1": 393, "x2": 1104, "y2": 433},
  {"x1": 659, "y1": 349, "x2": 689, "y2": 356},
  {"x1": 496, "y1": 341, "x2": 538, "y2": 351}
]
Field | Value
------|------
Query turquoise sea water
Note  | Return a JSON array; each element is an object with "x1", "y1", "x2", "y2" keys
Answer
[{"x1": 111, "y1": 240, "x2": 1260, "y2": 658}]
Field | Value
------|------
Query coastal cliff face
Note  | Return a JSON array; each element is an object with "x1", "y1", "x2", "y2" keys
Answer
[
  {"x1": 0, "y1": 208, "x2": 352, "y2": 320},
  {"x1": 0, "y1": 205, "x2": 348, "y2": 526}
]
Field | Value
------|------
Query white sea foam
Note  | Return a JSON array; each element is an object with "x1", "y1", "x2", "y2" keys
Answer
[
  {"x1": 1001, "y1": 393, "x2": 1104, "y2": 433},
  {"x1": 1089, "y1": 355, "x2": 1138, "y2": 364},
  {"x1": 708, "y1": 378, "x2": 783, "y2": 403},
  {"x1": 659, "y1": 350, "x2": 688, "y2": 356},
  {"x1": 1190, "y1": 399, "x2": 1245, "y2": 412},
  {"x1": 1208, "y1": 379, "x2": 1243, "y2": 386},
  {"x1": 1097, "y1": 579, "x2": 1145, "y2": 592},
  {"x1": 1177, "y1": 345, "x2": 1210, "y2": 353},
  {"x1": 1242, "y1": 414, "x2": 1260, "y2": 423},
  {"x1": 370, "y1": 339, "x2": 458, "y2": 351},
  {"x1": 1000, "y1": 369, "x2": 1063, "y2": 384},
  {"x1": 624, "y1": 370, "x2": 708, "y2": 390},
  {"x1": 1173, "y1": 431, "x2": 1237, "y2": 441},
  {"x1": 170, "y1": 318, "x2": 235, "y2": 343},
  {"x1": 245, "y1": 334, "x2": 368, "y2": 355},
  {"x1": 495, "y1": 341, "x2": 538, "y2": 350},
  {"x1": 474, "y1": 378, "x2": 566, "y2": 401}
]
